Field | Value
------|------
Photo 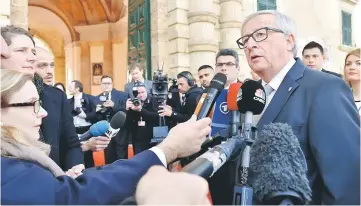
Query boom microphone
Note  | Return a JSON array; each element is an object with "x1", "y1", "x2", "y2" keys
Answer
[
  {"x1": 196, "y1": 73, "x2": 227, "y2": 120},
  {"x1": 250, "y1": 123, "x2": 312, "y2": 205}
]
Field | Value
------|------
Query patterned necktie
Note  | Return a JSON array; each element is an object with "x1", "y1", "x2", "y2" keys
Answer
[{"x1": 264, "y1": 84, "x2": 274, "y2": 104}]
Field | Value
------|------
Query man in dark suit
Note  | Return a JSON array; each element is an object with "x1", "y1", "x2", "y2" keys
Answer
[
  {"x1": 87, "y1": 75, "x2": 127, "y2": 163},
  {"x1": 302, "y1": 41, "x2": 342, "y2": 78},
  {"x1": 239, "y1": 10, "x2": 360, "y2": 204},
  {"x1": 124, "y1": 62, "x2": 153, "y2": 98}
]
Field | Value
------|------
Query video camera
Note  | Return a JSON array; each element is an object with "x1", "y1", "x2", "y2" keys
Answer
[
  {"x1": 131, "y1": 85, "x2": 141, "y2": 107},
  {"x1": 152, "y1": 69, "x2": 169, "y2": 98}
]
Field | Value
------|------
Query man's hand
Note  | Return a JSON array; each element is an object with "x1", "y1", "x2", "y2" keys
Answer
[
  {"x1": 136, "y1": 166, "x2": 211, "y2": 205},
  {"x1": 157, "y1": 115, "x2": 211, "y2": 164},
  {"x1": 65, "y1": 164, "x2": 85, "y2": 179},
  {"x1": 81, "y1": 136, "x2": 111, "y2": 152},
  {"x1": 103, "y1": 100, "x2": 114, "y2": 108},
  {"x1": 158, "y1": 105, "x2": 172, "y2": 117},
  {"x1": 126, "y1": 99, "x2": 134, "y2": 111},
  {"x1": 132, "y1": 104, "x2": 142, "y2": 112}
]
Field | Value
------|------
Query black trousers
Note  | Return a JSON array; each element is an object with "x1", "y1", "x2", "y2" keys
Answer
[{"x1": 132, "y1": 140, "x2": 151, "y2": 155}]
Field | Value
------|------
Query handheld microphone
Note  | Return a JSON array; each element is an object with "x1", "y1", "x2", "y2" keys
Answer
[
  {"x1": 78, "y1": 111, "x2": 127, "y2": 141},
  {"x1": 233, "y1": 80, "x2": 266, "y2": 205},
  {"x1": 227, "y1": 82, "x2": 242, "y2": 137},
  {"x1": 250, "y1": 123, "x2": 312, "y2": 205},
  {"x1": 196, "y1": 73, "x2": 227, "y2": 120},
  {"x1": 79, "y1": 121, "x2": 109, "y2": 142},
  {"x1": 105, "y1": 111, "x2": 127, "y2": 138}
]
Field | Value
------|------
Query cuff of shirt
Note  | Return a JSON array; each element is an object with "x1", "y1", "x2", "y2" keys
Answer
[{"x1": 149, "y1": 146, "x2": 167, "y2": 167}]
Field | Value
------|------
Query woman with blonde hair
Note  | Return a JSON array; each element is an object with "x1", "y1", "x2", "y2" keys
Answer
[{"x1": 343, "y1": 48, "x2": 360, "y2": 114}]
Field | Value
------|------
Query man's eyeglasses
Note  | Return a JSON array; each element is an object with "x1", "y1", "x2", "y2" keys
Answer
[
  {"x1": 7, "y1": 100, "x2": 42, "y2": 114},
  {"x1": 102, "y1": 82, "x2": 112, "y2": 86},
  {"x1": 236, "y1": 27, "x2": 284, "y2": 49}
]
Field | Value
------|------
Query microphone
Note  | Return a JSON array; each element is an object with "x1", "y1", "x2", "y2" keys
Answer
[
  {"x1": 196, "y1": 73, "x2": 227, "y2": 120},
  {"x1": 233, "y1": 80, "x2": 266, "y2": 205},
  {"x1": 250, "y1": 123, "x2": 312, "y2": 205},
  {"x1": 78, "y1": 111, "x2": 127, "y2": 141},
  {"x1": 181, "y1": 135, "x2": 246, "y2": 178},
  {"x1": 79, "y1": 121, "x2": 109, "y2": 142},
  {"x1": 227, "y1": 82, "x2": 242, "y2": 137},
  {"x1": 105, "y1": 111, "x2": 127, "y2": 138}
]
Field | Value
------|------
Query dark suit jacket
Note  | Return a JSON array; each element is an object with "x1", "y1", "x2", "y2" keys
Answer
[
  {"x1": 87, "y1": 89, "x2": 127, "y2": 123},
  {"x1": 124, "y1": 80, "x2": 153, "y2": 98},
  {"x1": 68, "y1": 93, "x2": 94, "y2": 119},
  {"x1": 40, "y1": 85, "x2": 84, "y2": 170},
  {"x1": 257, "y1": 58, "x2": 360, "y2": 204},
  {"x1": 1, "y1": 150, "x2": 162, "y2": 204},
  {"x1": 321, "y1": 68, "x2": 342, "y2": 78}
]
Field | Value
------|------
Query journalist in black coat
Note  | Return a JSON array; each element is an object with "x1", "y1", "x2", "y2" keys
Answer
[{"x1": 34, "y1": 75, "x2": 84, "y2": 170}]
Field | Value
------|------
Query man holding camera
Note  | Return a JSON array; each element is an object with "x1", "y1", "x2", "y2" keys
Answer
[
  {"x1": 125, "y1": 83, "x2": 159, "y2": 154},
  {"x1": 159, "y1": 71, "x2": 203, "y2": 123}
]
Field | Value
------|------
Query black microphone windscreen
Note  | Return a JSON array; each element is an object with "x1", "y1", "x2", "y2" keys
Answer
[
  {"x1": 209, "y1": 73, "x2": 227, "y2": 91},
  {"x1": 250, "y1": 123, "x2": 311, "y2": 204},
  {"x1": 110, "y1": 111, "x2": 126, "y2": 129},
  {"x1": 237, "y1": 80, "x2": 265, "y2": 115}
]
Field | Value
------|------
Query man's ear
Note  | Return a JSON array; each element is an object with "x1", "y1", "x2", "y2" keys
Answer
[{"x1": 286, "y1": 33, "x2": 296, "y2": 53}]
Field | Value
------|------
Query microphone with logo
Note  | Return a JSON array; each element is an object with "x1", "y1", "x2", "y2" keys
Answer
[
  {"x1": 233, "y1": 80, "x2": 266, "y2": 205},
  {"x1": 79, "y1": 111, "x2": 126, "y2": 141},
  {"x1": 196, "y1": 73, "x2": 227, "y2": 120},
  {"x1": 250, "y1": 123, "x2": 312, "y2": 205}
]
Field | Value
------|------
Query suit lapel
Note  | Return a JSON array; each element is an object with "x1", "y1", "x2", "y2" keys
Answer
[{"x1": 257, "y1": 59, "x2": 305, "y2": 129}]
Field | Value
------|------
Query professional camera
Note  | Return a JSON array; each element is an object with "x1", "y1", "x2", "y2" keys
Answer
[
  {"x1": 152, "y1": 70, "x2": 168, "y2": 97},
  {"x1": 131, "y1": 86, "x2": 141, "y2": 107},
  {"x1": 71, "y1": 107, "x2": 82, "y2": 116}
]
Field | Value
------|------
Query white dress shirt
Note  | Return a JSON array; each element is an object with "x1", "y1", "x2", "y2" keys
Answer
[
  {"x1": 254, "y1": 58, "x2": 296, "y2": 124},
  {"x1": 73, "y1": 92, "x2": 91, "y2": 128}
]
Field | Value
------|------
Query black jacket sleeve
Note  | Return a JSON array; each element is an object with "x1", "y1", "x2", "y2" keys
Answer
[{"x1": 60, "y1": 91, "x2": 84, "y2": 169}]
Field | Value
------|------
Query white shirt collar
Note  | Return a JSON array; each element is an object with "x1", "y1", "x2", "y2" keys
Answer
[
  {"x1": 74, "y1": 92, "x2": 83, "y2": 99},
  {"x1": 262, "y1": 58, "x2": 296, "y2": 91}
]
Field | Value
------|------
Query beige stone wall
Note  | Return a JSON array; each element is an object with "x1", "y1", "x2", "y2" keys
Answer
[{"x1": 150, "y1": 0, "x2": 359, "y2": 81}]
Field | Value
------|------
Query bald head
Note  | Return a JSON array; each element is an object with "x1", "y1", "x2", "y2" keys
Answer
[{"x1": 34, "y1": 47, "x2": 54, "y2": 85}]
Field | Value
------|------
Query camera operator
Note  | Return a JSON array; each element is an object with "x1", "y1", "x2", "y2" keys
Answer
[
  {"x1": 159, "y1": 71, "x2": 203, "y2": 123},
  {"x1": 125, "y1": 83, "x2": 159, "y2": 154}
]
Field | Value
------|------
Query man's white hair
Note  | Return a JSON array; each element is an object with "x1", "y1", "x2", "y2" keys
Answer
[{"x1": 242, "y1": 10, "x2": 298, "y2": 57}]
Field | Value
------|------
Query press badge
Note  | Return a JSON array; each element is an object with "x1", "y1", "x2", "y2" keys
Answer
[{"x1": 138, "y1": 117, "x2": 146, "y2": 127}]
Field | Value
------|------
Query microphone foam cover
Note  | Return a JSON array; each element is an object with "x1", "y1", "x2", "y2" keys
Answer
[
  {"x1": 89, "y1": 120, "x2": 109, "y2": 136},
  {"x1": 110, "y1": 111, "x2": 127, "y2": 129},
  {"x1": 237, "y1": 80, "x2": 265, "y2": 115},
  {"x1": 250, "y1": 123, "x2": 312, "y2": 204},
  {"x1": 227, "y1": 82, "x2": 242, "y2": 111},
  {"x1": 210, "y1": 73, "x2": 227, "y2": 91}
]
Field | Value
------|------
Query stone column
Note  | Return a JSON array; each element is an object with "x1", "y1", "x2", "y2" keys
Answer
[
  {"x1": 54, "y1": 56, "x2": 66, "y2": 85},
  {"x1": 80, "y1": 42, "x2": 91, "y2": 94},
  {"x1": 167, "y1": 0, "x2": 190, "y2": 78},
  {"x1": 150, "y1": 0, "x2": 169, "y2": 75},
  {"x1": 10, "y1": 0, "x2": 28, "y2": 30},
  {"x1": 103, "y1": 40, "x2": 113, "y2": 76},
  {"x1": 188, "y1": 0, "x2": 218, "y2": 76},
  {"x1": 219, "y1": 0, "x2": 247, "y2": 79}
]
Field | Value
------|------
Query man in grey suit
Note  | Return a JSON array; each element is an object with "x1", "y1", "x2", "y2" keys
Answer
[
  {"x1": 124, "y1": 62, "x2": 153, "y2": 98},
  {"x1": 237, "y1": 10, "x2": 360, "y2": 204}
]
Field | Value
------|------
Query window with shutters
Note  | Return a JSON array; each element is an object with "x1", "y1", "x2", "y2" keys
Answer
[
  {"x1": 128, "y1": 0, "x2": 152, "y2": 79},
  {"x1": 341, "y1": 10, "x2": 352, "y2": 46},
  {"x1": 257, "y1": 0, "x2": 277, "y2": 11}
]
